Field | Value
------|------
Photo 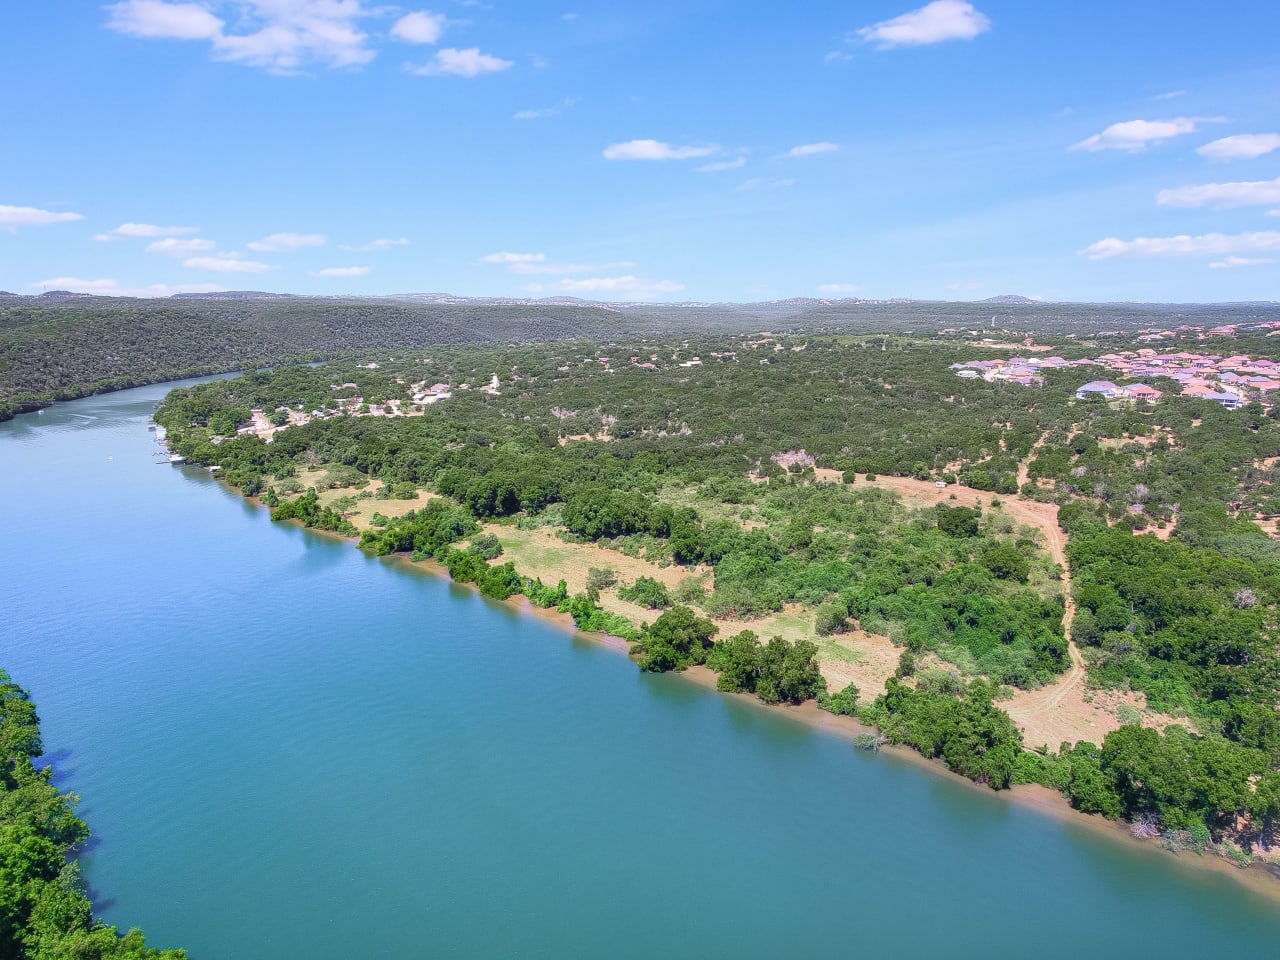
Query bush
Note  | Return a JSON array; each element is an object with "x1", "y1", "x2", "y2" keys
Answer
[
  {"x1": 618, "y1": 576, "x2": 672, "y2": 609},
  {"x1": 674, "y1": 576, "x2": 707, "y2": 603},
  {"x1": 586, "y1": 567, "x2": 619, "y2": 591},
  {"x1": 632, "y1": 605, "x2": 718, "y2": 672},
  {"x1": 853, "y1": 732, "x2": 885, "y2": 751},
  {"x1": 818, "y1": 683, "x2": 859, "y2": 716},
  {"x1": 895, "y1": 650, "x2": 916, "y2": 678},
  {"x1": 467, "y1": 532, "x2": 504, "y2": 560},
  {"x1": 815, "y1": 601, "x2": 848, "y2": 636},
  {"x1": 1116, "y1": 703, "x2": 1142, "y2": 726}
]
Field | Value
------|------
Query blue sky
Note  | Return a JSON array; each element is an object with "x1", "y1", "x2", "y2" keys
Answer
[{"x1": 2, "y1": 1, "x2": 1278, "y2": 302}]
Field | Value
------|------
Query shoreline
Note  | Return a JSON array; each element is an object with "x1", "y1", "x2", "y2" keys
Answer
[{"x1": 230, "y1": 476, "x2": 1280, "y2": 904}]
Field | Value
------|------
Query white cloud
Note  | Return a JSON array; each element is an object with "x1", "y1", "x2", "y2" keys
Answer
[
  {"x1": 527, "y1": 276, "x2": 685, "y2": 297},
  {"x1": 1197, "y1": 133, "x2": 1280, "y2": 162},
  {"x1": 738, "y1": 177, "x2": 795, "y2": 191},
  {"x1": 407, "y1": 47, "x2": 513, "y2": 77},
  {"x1": 183, "y1": 254, "x2": 274, "y2": 272},
  {"x1": 858, "y1": 1, "x2": 991, "y2": 49},
  {"x1": 514, "y1": 97, "x2": 577, "y2": 120},
  {"x1": 1157, "y1": 177, "x2": 1280, "y2": 209},
  {"x1": 1271, "y1": 209, "x2": 1280, "y2": 217},
  {"x1": 311, "y1": 265, "x2": 370, "y2": 277},
  {"x1": 247, "y1": 231, "x2": 326, "y2": 251},
  {"x1": 481, "y1": 252, "x2": 546, "y2": 264},
  {"x1": 340, "y1": 237, "x2": 410, "y2": 251},
  {"x1": 603, "y1": 139, "x2": 718, "y2": 161},
  {"x1": 31, "y1": 276, "x2": 225, "y2": 297},
  {"x1": 695, "y1": 157, "x2": 747, "y2": 173},
  {"x1": 824, "y1": 50, "x2": 853, "y2": 63},
  {"x1": 516, "y1": 261, "x2": 631, "y2": 276},
  {"x1": 390, "y1": 10, "x2": 445, "y2": 44},
  {"x1": 480, "y1": 252, "x2": 631, "y2": 275},
  {"x1": 104, "y1": 1, "x2": 224, "y2": 40},
  {"x1": 785, "y1": 142, "x2": 838, "y2": 158},
  {"x1": 1154, "y1": 89, "x2": 1186, "y2": 101},
  {"x1": 1080, "y1": 231, "x2": 1280, "y2": 259},
  {"x1": 818, "y1": 283, "x2": 860, "y2": 294},
  {"x1": 1070, "y1": 117, "x2": 1217, "y2": 153},
  {"x1": 106, "y1": 0, "x2": 378, "y2": 73},
  {"x1": 93, "y1": 222, "x2": 200, "y2": 240},
  {"x1": 1209, "y1": 256, "x2": 1274, "y2": 269},
  {"x1": 0, "y1": 205, "x2": 85, "y2": 232},
  {"x1": 146, "y1": 237, "x2": 216, "y2": 256}
]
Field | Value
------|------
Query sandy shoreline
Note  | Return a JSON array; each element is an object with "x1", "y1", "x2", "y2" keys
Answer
[{"x1": 232, "y1": 481, "x2": 1280, "y2": 903}]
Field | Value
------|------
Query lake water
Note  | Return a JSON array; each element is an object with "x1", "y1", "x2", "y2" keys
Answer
[{"x1": 3, "y1": 380, "x2": 1280, "y2": 958}]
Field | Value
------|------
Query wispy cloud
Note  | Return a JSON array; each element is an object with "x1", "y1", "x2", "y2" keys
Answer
[
  {"x1": 1080, "y1": 231, "x2": 1280, "y2": 259},
  {"x1": 340, "y1": 237, "x2": 410, "y2": 251},
  {"x1": 1156, "y1": 177, "x2": 1280, "y2": 209},
  {"x1": 93, "y1": 221, "x2": 199, "y2": 240},
  {"x1": 695, "y1": 157, "x2": 746, "y2": 173},
  {"x1": 247, "y1": 232, "x2": 326, "y2": 252},
  {"x1": 480, "y1": 251, "x2": 633, "y2": 275},
  {"x1": 0, "y1": 204, "x2": 85, "y2": 232},
  {"x1": 1209, "y1": 256, "x2": 1274, "y2": 269},
  {"x1": 858, "y1": 1, "x2": 991, "y2": 49},
  {"x1": 481, "y1": 252, "x2": 545, "y2": 265},
  {"x1": 525, "y1": 276, "x2": 685, "y2": 297},
  {"x1": 1154, "y1": 89, "x2": 1186, "y2": 101},
  {"x1": 145, "y1": 237, "x2": 216, "y2": 256},
  {"x1": 603, "y1": 139, "x2": 718, "y2": 161},
  {"x1": 31, "y1": 276, "x2": 225, "y2": 297},
  {"x1": 1070, "y1": 117, "x2": 1220, "y2": 153},
  {"x1": 514, "y1": 97, "x2": 577, "y2": 120},
  {"x1": 407, "y1": 47, "x2": 512, "y2": 77},
  {"x1": 184, "y1": 253, "x2": 274, "y2": 272},
  {"x1": 311, "y1": 265, "x2": 370, "y2": 277},
  {"x1": 738, "y1": 177, "x2": 795, "y2": 191},
  {"x1": 1197, "y1": 133, "x2": 1280, "y2": 162},
  {"x1": 784, "y1": 142, "x2": 838, "y2": 158},
  {"x1": 390, "y1": 10, "x2": 446, "y2": 45}
]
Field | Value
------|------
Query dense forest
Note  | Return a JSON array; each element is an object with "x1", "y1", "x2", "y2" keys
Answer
[
  {"x1": 0, "y1": 671, "x2": 185, "y2": 959},
  {"x1": 6, "y1": 293, "x2": 1279, "y2": 421},
  {"x1": 153, "y1": 330, "x2": 1280, "y2": 859}
]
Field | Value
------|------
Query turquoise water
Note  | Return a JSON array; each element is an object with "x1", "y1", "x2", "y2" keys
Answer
[{"x1": 3, "y1": 380, "x2": 1280, "y2": 959}]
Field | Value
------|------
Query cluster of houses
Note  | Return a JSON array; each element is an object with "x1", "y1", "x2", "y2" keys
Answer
[{"x1": 953, "y1": 349, "x2": 1280, "y2": 409}]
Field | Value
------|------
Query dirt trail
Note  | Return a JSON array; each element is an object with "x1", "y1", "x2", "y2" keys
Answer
[{"x1": 1016, "y1": 429, "x2": 1052, "y2": 489}]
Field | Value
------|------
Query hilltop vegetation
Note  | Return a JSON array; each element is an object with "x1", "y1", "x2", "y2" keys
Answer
[{"x1": 6, "y1": 294, "x2": 1280, "y2": 421}]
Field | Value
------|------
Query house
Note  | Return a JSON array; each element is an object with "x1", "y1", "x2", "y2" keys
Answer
[
  {"x1": 1126, "y1": 384, "x2": 1163, "y2": 402},
  {"x1": 1203, "y1": 391, "x2": 1244, "y2": 410},
  {"x1": 1076, "y1": 380, "x2": 1121, "y2": 400}
]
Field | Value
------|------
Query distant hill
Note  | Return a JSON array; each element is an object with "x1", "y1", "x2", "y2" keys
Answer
[
  {"x1": 171, "y1": 290, "x2": 298, "y2": 301},
  {"x1": 5, "y1": 292, "x2": 1280, "y2": 421},
  {"x1": 982, "y1": 295, "x2": 1040, "y2": 304}
]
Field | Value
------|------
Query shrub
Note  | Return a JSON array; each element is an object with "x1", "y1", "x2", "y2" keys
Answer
[
  {"x1": 467, "y1": 532, "x2": 504, "y2": 560},
  {"x1": 818, "y1": 683, "x2": 859, "y2": 716},
  {"x1": 1116, "y1": 703, "x2": 1142, "y2": 727},
  {"x1": 586, "y1": 567, "x2": 619, "y2": 591},
  {"x1": 618, "y1": 576, "x2": 672, "y2": 609}
]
